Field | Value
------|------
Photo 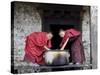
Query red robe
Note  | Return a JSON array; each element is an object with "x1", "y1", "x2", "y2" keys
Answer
[
  {"x1": 24, "y1": 32, "x2": 51, "y2": 64},
  {"x1": 60, "y1": 29, "x2": 85, "y2": 64}
]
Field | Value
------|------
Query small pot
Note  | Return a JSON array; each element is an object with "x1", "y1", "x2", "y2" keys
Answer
[{"x1": 44, "y1": 50, "x2": 70, "y2": 66}]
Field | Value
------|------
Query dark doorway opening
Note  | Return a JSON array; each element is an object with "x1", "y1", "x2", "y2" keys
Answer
[{"x1": 50, "y1": 24, "x2": 76, "y2": 50}]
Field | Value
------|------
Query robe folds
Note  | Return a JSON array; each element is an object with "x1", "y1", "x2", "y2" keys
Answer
[
  {"x1": 24, "y1": 32, "x2": 52, "y2": 64},
  {"x1": 60, "y1": 29, "x2": 85, "y2": 64}
]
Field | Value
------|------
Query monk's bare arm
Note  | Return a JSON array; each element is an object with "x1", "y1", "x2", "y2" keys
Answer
[
  {"x1": 60, "y1": 38, "x2": 69, "y2": 50},
  {"x1": 44, "y1": 46, "x2": 51, "y2": 50}
]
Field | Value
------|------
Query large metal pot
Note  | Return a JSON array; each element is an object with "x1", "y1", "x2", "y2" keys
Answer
[{"x1": 44, "y1": 50, "x2": 70, "y2": 66}]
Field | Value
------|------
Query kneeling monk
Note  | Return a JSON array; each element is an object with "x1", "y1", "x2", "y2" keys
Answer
[
  {"x1": 24, "y1": 32, "x2": 53, "y2": 64},
  {"x1": 59, "y1": 28, "x2": 85, "y2": 64}
]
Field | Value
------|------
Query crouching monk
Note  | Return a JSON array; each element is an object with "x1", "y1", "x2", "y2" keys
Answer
[
  {"x1": 59, "y1": 28, "x2": 85, "y2": 64},
  {"x1": 24, "y1": 32, "x2": 53, "y2": 65}
]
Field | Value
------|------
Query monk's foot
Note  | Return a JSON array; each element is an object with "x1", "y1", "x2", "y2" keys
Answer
[{"x1": 75, "y1": 62, "x2": 81, "y2": 65}]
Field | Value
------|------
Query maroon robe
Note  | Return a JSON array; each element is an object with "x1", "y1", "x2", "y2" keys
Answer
[
  {"x1": 24, "y1": 32, "x2": 51, "y2": 64},
  {"x1": 60, "y1": 29, "x2": 85, "y2": 64}
]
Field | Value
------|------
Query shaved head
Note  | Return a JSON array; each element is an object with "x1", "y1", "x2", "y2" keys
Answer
[
  {"x1": 59, "y1": 29, "x2": 65, "y2": 38},
  {"x1": 47, "y1": 32, "x2": 53, "y2": 40}
]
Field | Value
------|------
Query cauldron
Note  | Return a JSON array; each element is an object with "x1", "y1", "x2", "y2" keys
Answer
[{"x1": 44, "y1": 50, "x2": 70, "y2": 66}]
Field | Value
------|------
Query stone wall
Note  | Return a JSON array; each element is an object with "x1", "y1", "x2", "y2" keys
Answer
[
  {"x1": 90, "y1": 6, "x2": 98, "y2": 69},
  {"x1": 82, "y1": 7, "x2": 91, "y2": 64},
  {"x1": 82, "y1": 6, "x2": 97, "y2": 68},
  {"x1": 13, "y1": 2, "x2": 42, "y2": 67}
]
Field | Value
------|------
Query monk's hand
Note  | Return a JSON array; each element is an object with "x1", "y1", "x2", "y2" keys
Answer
[
  {"x1": 44, "y1": 46, "x2": 51, "y2": 50},
  {"x1": 47, "y1": 48, "x2": 51, "y2": 50},
  {"x1": 60, "y1": 48, "x2": 64, "y2": 50}
]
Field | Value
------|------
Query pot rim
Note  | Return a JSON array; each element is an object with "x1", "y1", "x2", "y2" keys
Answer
[{"x1": 45, "y1": 49, "x2": 69, "y2": 52}]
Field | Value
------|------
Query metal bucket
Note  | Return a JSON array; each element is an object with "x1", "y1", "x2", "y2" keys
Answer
[{"x1": 44, "y1": 50, "x2": 70, "y2": 66}]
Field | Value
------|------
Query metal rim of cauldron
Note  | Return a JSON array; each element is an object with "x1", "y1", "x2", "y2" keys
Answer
[{"x1": 44, "y1": 49, "x2": 69, "y2": 52}]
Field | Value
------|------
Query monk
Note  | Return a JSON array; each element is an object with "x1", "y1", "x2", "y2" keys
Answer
[
  {"x1": 59, "y1": 28, "x2": 85, "y2": 64},
  {"x1": 24, "y1": 32, "x2": 53, "y2": 65}
]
